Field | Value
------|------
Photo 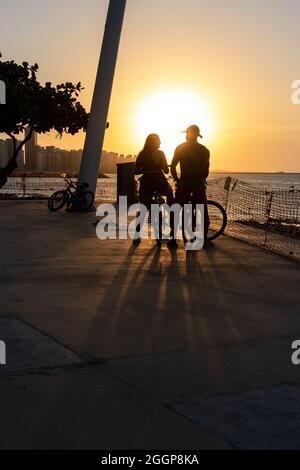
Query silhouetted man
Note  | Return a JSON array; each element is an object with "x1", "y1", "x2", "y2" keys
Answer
[{"x1": 171, "y1": 125, "x2": 211, "y2": 247}]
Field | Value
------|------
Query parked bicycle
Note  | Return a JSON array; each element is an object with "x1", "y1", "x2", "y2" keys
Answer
[{"x1": 48, "y1": 175, "x2": 94, "y2": 212}]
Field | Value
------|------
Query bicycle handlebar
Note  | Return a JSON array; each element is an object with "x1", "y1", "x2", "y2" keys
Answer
[
  {"x1": 64, "y1": 176, "x2": 77, "y2": 189},
  {"x1": 64, "y1": 176, "x2": 90, "y2": 191}
]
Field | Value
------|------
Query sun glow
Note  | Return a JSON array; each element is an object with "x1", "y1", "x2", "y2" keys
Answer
[{"x1": 135, "y1": 89, "x2": 215, "y2": 159}]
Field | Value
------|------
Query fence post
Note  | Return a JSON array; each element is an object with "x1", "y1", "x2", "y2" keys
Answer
[
  {"x1": 224, "y1": 176, "x2": 232, "y2": 211},
  {"x1": 263, "y1": 191, "x2": 273, "y2": 248},
  {"x1": 22, "y1": 173, "x2": 26, "y2": 198}
]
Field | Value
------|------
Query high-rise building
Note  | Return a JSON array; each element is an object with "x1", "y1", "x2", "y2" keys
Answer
[
  {"x1": 1, "y1": 136, "x2": 135, "y2": 174},
  {"x1": 24, "y1": 129, "x2": 38, "y2": 170},
  {"x1": 0, "y1": 139, "x2": 9, "y2": 168},
  {"x1": 0, "y1": 138, "x2": 25, "y2": 171}
]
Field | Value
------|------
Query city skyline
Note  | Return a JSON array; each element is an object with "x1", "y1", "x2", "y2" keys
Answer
[
  {"x1": 0, "y1": 135, "x2": 136, "y2": 174},
  {"x1": 1, "y1": 0, "x2": 300, "y2": 172}
]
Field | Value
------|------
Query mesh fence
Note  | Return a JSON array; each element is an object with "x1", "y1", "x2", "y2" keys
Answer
[
  {"x1": 1, "y1": 174, "x2": 299, "y2": 261},
  {"x1": 206, "y1": 177, "x2": 300, "y2": 262},
  {"x1": 0, "y1": 175, "x2": 116, "y2": 201}
]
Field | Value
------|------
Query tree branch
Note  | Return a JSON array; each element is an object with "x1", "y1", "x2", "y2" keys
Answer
[
  {"x1": 14, "y1": 126, "x2": 35, "y2": 157},
  {"x1": 6, "y1": 132, "x2": 17, "y2": 158}
]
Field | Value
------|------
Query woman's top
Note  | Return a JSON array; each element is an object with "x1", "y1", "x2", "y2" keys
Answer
[
  {"x1": 134, "y1": 149, "x2": 170, "y2": 194},
  {"x1": 135, "y1": 149, "x2": 169, "y2": 175}
]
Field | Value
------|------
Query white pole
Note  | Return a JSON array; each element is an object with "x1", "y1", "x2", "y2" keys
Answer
[{"x1": 78, "y1": 0, "x2": 127, "y2": 194}]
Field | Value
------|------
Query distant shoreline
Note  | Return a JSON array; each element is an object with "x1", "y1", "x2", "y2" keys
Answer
[
  {"x1": 10, "y1": 170, "x2": 300, "y2": 177},
  {"x1": 12, "y1": 171, "x2": 110, "y2": 179},
  {"x1": 210, "y1": 171, "x2": 300, "y2": 175}
]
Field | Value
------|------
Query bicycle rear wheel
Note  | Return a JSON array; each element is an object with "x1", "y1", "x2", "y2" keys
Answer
[
  {"x1": 71, "y1": 190, "x2": 95, "y2": 211},
  {"x1": 207, "y1": 200, "x2": 227, "y2": 241},
  {"x1": 48, "y1": 190, "x2": 67, "y2": 211}
]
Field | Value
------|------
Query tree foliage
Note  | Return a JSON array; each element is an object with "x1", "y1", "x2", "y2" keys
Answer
[{"x1": 0, "y1": 53, "x2": 88, "y2": 187}]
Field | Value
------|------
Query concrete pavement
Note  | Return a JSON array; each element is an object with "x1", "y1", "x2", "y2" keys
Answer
[{"x1": 0, "y1": 200, "x2": 299, "y2": 449}]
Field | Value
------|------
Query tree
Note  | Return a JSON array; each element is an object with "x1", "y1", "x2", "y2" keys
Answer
[{"x1": 0, "y1": 53, "x2": 89, "y2": 188}]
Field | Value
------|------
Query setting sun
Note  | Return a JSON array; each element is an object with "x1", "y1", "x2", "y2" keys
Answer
[{"x1": 135, "y1": 89, "x2": 215, "y2": 160}]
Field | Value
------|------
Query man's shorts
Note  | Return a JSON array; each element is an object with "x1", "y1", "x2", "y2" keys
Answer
[{"x1": 175, "y1": 182, "x2": 207, "y2": 205}]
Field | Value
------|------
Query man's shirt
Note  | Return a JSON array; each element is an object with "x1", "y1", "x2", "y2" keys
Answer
[{"x1": 171, "y1": 141, "x2": 210, "y2": 186}]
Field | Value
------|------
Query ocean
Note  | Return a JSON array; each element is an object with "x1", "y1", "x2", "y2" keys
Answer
[
  {"x1": 207, "y1": 172, "x2": 300, "y2": 189},
  {"x1": 1, "y1": 172, "x2": 300, "y2": 201},
  {"x1": 93, "y1": 172, "x2": 300, "y2": 201},
  {"x1": 102, "y1": 172, "x2": 300, "y2": 191}
]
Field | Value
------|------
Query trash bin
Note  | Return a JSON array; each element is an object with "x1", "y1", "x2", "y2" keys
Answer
[{"x1": 116, "y1": 162, "x2": 136, "y2": 205}]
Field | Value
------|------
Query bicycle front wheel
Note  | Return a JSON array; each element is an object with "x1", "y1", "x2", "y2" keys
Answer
[
  {"x1": 48, "y1": 190, "x2": 68, "y2": 211},
  {"x1": 207, "y1": 200, "x2": 227, "y2": 241}
]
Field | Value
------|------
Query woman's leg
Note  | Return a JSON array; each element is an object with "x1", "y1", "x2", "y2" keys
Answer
[
  {"x1": 159, "y1": 183, "x2": 177, "y2": 244},
  {"x1": 133, "y1": 192, "x2": 152, "y2": 243},
  {"x1": 192, "y1": 186, "x2": 209, "y2": 242}
]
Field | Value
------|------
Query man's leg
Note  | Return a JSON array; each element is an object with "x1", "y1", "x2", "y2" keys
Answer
[
  {"x1": 201, "y1": 189, "x2": 211, "y2": 246},
  {"x1": 204, "y1": 202, "x2": 209, "y2": 242},
  {"x1": 175, "y1": 182, "x2": 190, "y2": 244},
  {"x1": 192, "y1": 186, "x2": 211, "y2": 247}
]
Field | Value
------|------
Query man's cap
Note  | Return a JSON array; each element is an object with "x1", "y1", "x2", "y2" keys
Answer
[{"x1": 182, "y1": 124, "x2": 203, "y2": 138}]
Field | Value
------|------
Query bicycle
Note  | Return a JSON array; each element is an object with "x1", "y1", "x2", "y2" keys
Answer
[
  {"x1": 48, "y1": 175, "x2": 94, "y2": 212},
  {"x1": 135, "y1": 173, "x2": 227, "y2": 243},
  {"x1": 151, "y1": 191, "x2": 227, "y2": 243}
]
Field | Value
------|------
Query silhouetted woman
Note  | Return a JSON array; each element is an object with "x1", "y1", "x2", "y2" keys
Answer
[{"x1": 134, "y1": 134, "x2": 176, "y2": 246}]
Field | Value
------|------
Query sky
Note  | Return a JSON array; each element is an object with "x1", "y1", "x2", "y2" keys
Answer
[{"x1": 1, "y1": 0, "x2": 300, "y2": 171}]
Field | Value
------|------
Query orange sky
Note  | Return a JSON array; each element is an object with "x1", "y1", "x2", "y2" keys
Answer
[{"x1": 1, "y1": 0, "x2": 300, "y2": 171}]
